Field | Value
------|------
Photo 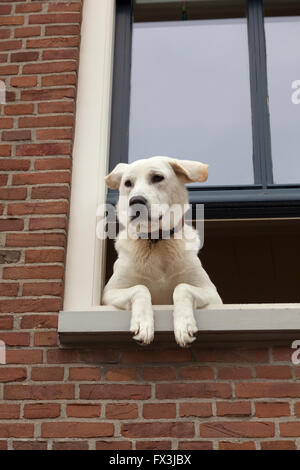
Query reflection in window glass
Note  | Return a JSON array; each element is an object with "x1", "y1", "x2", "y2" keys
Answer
[
  {"x1": 128, "y1": 18, "x2": 253, "y2": 186},
  {"x1": 265, "y1": 16, "x2": 300, "y2": 184}
]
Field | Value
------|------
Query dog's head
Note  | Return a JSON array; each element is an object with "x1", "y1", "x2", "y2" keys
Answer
[{"x1": 105, "y1": 156, "x2": 208, "y2": 234}]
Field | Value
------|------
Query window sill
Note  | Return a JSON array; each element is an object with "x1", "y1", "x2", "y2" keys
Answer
[{"x1": 58, "y1": 304, "x2": 300, "y2": 346}]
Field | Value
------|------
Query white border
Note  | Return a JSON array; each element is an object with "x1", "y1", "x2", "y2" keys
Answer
[{"x1": 63, "y1": 0, "x2": 115, "y2": 310}]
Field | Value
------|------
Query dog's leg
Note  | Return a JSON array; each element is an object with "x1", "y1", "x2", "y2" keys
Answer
[
  {"x1": 103, "y1": 285, "x2": 154, "y2": 344},
  {"x1": 173, "y1": 283, "x2": 222, "y2": 347}
]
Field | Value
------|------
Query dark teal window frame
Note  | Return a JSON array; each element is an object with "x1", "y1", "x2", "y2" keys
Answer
[{"x1": 107, "y1": 0, "x2": 300, "y2": 219}]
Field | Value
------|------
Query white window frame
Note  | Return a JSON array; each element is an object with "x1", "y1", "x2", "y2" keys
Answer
[{"x1": 60, "y1": 0, "x2": 300, "y2": 343}]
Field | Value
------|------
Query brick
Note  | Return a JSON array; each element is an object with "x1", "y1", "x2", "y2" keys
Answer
[
  {"x1": 68, "y1": 367, "x2": 101, "y2": 382},
  {"x1": 67, "y1": 404, "x2": 101, "y2": 418},
  {"x1": 105, "y1": 368, "x2": 138, "y2": 381},
  {"x1": 6, "y1": 233, "x2": 66, "y2": 247},
  {"x1": 0, "y1": 29, "x2": 10, "y2": 40},
  {"x1": 11, "y1": 51, "x2": 39, "y2": 62},
  {"x1": 80, "y1": 384, "x2": 151, "y2": 401},
  {"x1": 23, "y1": 61, "x2": 77, "y2": 74},
  {"x1": 7, "y1": 201, "x2": 69, "y2": 215},
  {"x1": 48, "y1": 3, "x2": 82, "y2": 12},
  {"x1": 0, "y1": 424, "x2": 33, "y2": 439},
  {"x1": 0, "y1": 218, "x2": 24, "y2": 231},
  {"x1": 136, "y1": 441, "x2": 173, "y2": 450},
  {"x1": 235, "y1": 382, "x2": 300, "y2": 398},
  {"x1": 143, "y1": 403, "x2": 176, "y2": 419},
  {"x1": 0, "y1": 316, "x2": 14, "y2": 330},
  {"x1": 24, "y1": 403, "x2": 60, "y2": 419},
  {"x1": 4, "y1": 384, "x2": 74, "y2": 400},
  {"x1": 0, "y1": 159, "x2": 30, "y2": 171},
  {"x1": 45, "y1": 25, "x2": 80, "y2": 36},
  {"x1": 141, "y1": 367, "x2": 176, "y2": 381},
  {"x1": 194, "y1": 348, "x2": 269, "y2": 363},
  {"x1": 38, "y1": 101, "x2": 75, "y2": 114},
  {"x1": 272, "y1": 347, "x2": 291, "y2": 362},
  {"x1": 0, "y1": 332, "x2": 29, "y2": 346},
  {"x1": 31, "y1": 367, "x2": 64, "y2": 382},
  {"x1": 20, "y1": 315, "x2": 58, "y2": 330},
  {"x1": 0, "y1": 188, "x2": 26, "y2": 200},
  {"x1": 0, "y1": 5, "x2": 11, "y2": 14},
  {"x1": 178, "y1": 366, "x2": 214, "y2": 380},
  {"x1": 0, "y1": 175, "x2": 8, "y2": 186},
  {"x1": 0, "y1": 298, "x2": 61, "y2": 313},
  {"x1": 34, "y1": 332, "x2": 58, "y2": 347},
  {"x1": 96, "y1": 441, "x2": 132, "y2": 450},
  {"x1": 216, "y1": 401, "x2": 251, "y2": 417},
  {"x1": 156, "y1": 383, "x2": 231, "y2": 399},
  {"x1": 29, "y1": 217, "x2": 67, "y2": 231},
  {"x1": 0, "y1": 368, "x2": 27, "y2": 383},
  {"x1": 0, "y1": 283, "x2": 19, "y2": 296},
  {"x1": 219, "y1": 441, "x2": 256, "y2": 450},
  {"x1": 0, "y1": 250, "x2": 21, "y2": 264},
  {"x1": 27, "y1": 37, "x2": 79, "y2": 48},
  {"x1": 5, "y1": 103, "x2": 34, "y2": 115},
  {"x1": 0, "y1": 442, "x2": 7, "y2": 451},
  {"x1": 0, "y1": 39, "x2": 22, "y2": 49},
  {"x1": 10, "y1": 76, "x2": 37, "y2": 87},
  {"x1": 179, "y1": 403, "x2": 213, "y2": 418},
  {"x1": 31, "y1": 186, "x2": 70, "y2": 199},
  {"x1": 122, "y1": 422, "x2": 194, "y2": 439},
  {"x1": 14, "y1": 26, "x2": 41, "y2": 38},
  {"x1": 36, "y1": 129, "x2": 73, "y2": 140},
  {"x1": 43, "y1": 49, "x2": 78, "y2": 61},
  {"x1": 42, "y1": 422, "x2": 114, "y2": 439},
  {"x1": 0, "y1": 404, "x2": 20, "y2": 420},
  {"x1": 256, "y1": 365, "x2": 292, "y2": 379},
  {"x1": 106, "y1": 403, "x2": 138, "y2": 420},
  {"x1": 255, "y1": 402, "x2": 290, "y2": 418},
  {"x1": 0, "y1": 65, "x2": 19, "y2": 75},
  {"x1": 19, "y1": 115, "x2": 74, "y2": 127},
  {"x1": 0, "y1": 145, "x2": 11, "y2": 156},
  {"x1": 48, "y1": 349, "x2": 119, "y2": 364},
  {"x1": 16, "y1": 143, "x2": 71, "y2": 156},
  {"x1": 13, "y1": 441, "x2": 47, "y2": 451},
  {"x1": 2, "y1": 130, "x2": 31, "y2": 141},
  {"x1": 280, "y1": 422, "x2": 300, "y2": 437},
  {"x1": 294, "y1": 402, "x2": 300, "y2": 416},
  {"x1": 29, "y1": 14, "x2": 81, "y2": 24},
  {"x1": 178, "y1": 441, "x2": 213, "y2": 450},
  {"x1": 34, "y1": 158, "x2": 71, "y2": 170},
  {"x1": 260, "y1": 441, "x2": 297, "y2": 450},
  {"x1": 122, "y1": 349, "x2": 191, "y2": 363},
  {"x1": 200, "y1": 422, "x2": 274, "y2": 438},
  {"x1": 3, "y1": 265, "x2": 64, "y2": 280},
  {"x1": 16, "y1": 4, "x2": 43, "y2": 13},
  {"x1": 52, "y1": 442, "x2": 89, "y2": 451},
  {"x1": 6, "y1": 350, "x2": 43, "y2": 365},
  {"x1": 220, "y1": 366, "x2": 253, "y2": 381},
  {"x1": 25, "y1": 249, "x2": 64, "y2": 264},
  {"x1": 0, "y1": 117, "x2": 13, "y2": 128},
  {"x1": 42, "y1": 73, "x2": 76, "y2": 86}
]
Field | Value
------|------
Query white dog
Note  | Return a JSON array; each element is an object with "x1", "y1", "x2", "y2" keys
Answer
[{"x1": 102, "y1": 156, "x2": 222, "y2": 347}]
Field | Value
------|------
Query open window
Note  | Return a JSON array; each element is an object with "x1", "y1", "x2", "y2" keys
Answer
[{"x1": 59, "y1": 0, "x2": 300, "y2": 344}]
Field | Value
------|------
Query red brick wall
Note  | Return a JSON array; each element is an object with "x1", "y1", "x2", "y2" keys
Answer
[{"x1": 1, "y1": 0, "x2": 300, "y2": 451}]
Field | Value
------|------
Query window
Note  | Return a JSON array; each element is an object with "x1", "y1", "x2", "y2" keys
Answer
[
  {"x1": 59, "y1": 0, "x2": 300, "y2": 344},
  {"x1": 108, "y1": 0, "x2": 300, "y2": 218}
]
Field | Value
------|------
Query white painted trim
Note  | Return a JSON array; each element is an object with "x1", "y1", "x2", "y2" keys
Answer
[
  {"x1": 63, "y1": 0, "x2": 115, "y2": 310},
  {"x1": 58, "y1": 304, "x2": 300, "y2": 344}
]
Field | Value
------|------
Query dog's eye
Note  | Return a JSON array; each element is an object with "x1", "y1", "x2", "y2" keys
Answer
[
  {"x1": 124, "y1": 180, "x2": 132, "y2": 188},
  {"x1": 151, "y1": 174, "x2": 164, "y2": 184}
]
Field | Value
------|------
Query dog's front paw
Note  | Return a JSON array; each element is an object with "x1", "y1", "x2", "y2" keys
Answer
[
  {"x1": 130, "y1": 313, "x2": 154, "y2": 345},
  {"x1": 174, "y1": 316, "x2": 198, "y2": 348}
]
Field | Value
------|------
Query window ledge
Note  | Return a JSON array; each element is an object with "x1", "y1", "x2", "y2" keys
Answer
[{"x1": 58, "y1": 304, "x2": 300, "y2": 345}]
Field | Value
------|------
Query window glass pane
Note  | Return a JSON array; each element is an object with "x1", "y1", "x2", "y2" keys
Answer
[
  {"x1": 264, "y1": 13, "x2": 300, "y2": 184},
  {"x1": 128, "y1": 1, "x2": 254, "y2": 186}
]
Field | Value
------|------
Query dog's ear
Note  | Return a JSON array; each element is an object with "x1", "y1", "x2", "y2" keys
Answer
[
  {"x1": 105, "y1": 163, "x2": 128, "y2": 189},
  {"x1": 168, "y1": 158, "x2": 208, "y2": 183}
]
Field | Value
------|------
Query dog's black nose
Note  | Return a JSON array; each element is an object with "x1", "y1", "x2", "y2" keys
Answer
[{"x1": 129, "y1": 196, "x2": 148, "y2": 207}]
